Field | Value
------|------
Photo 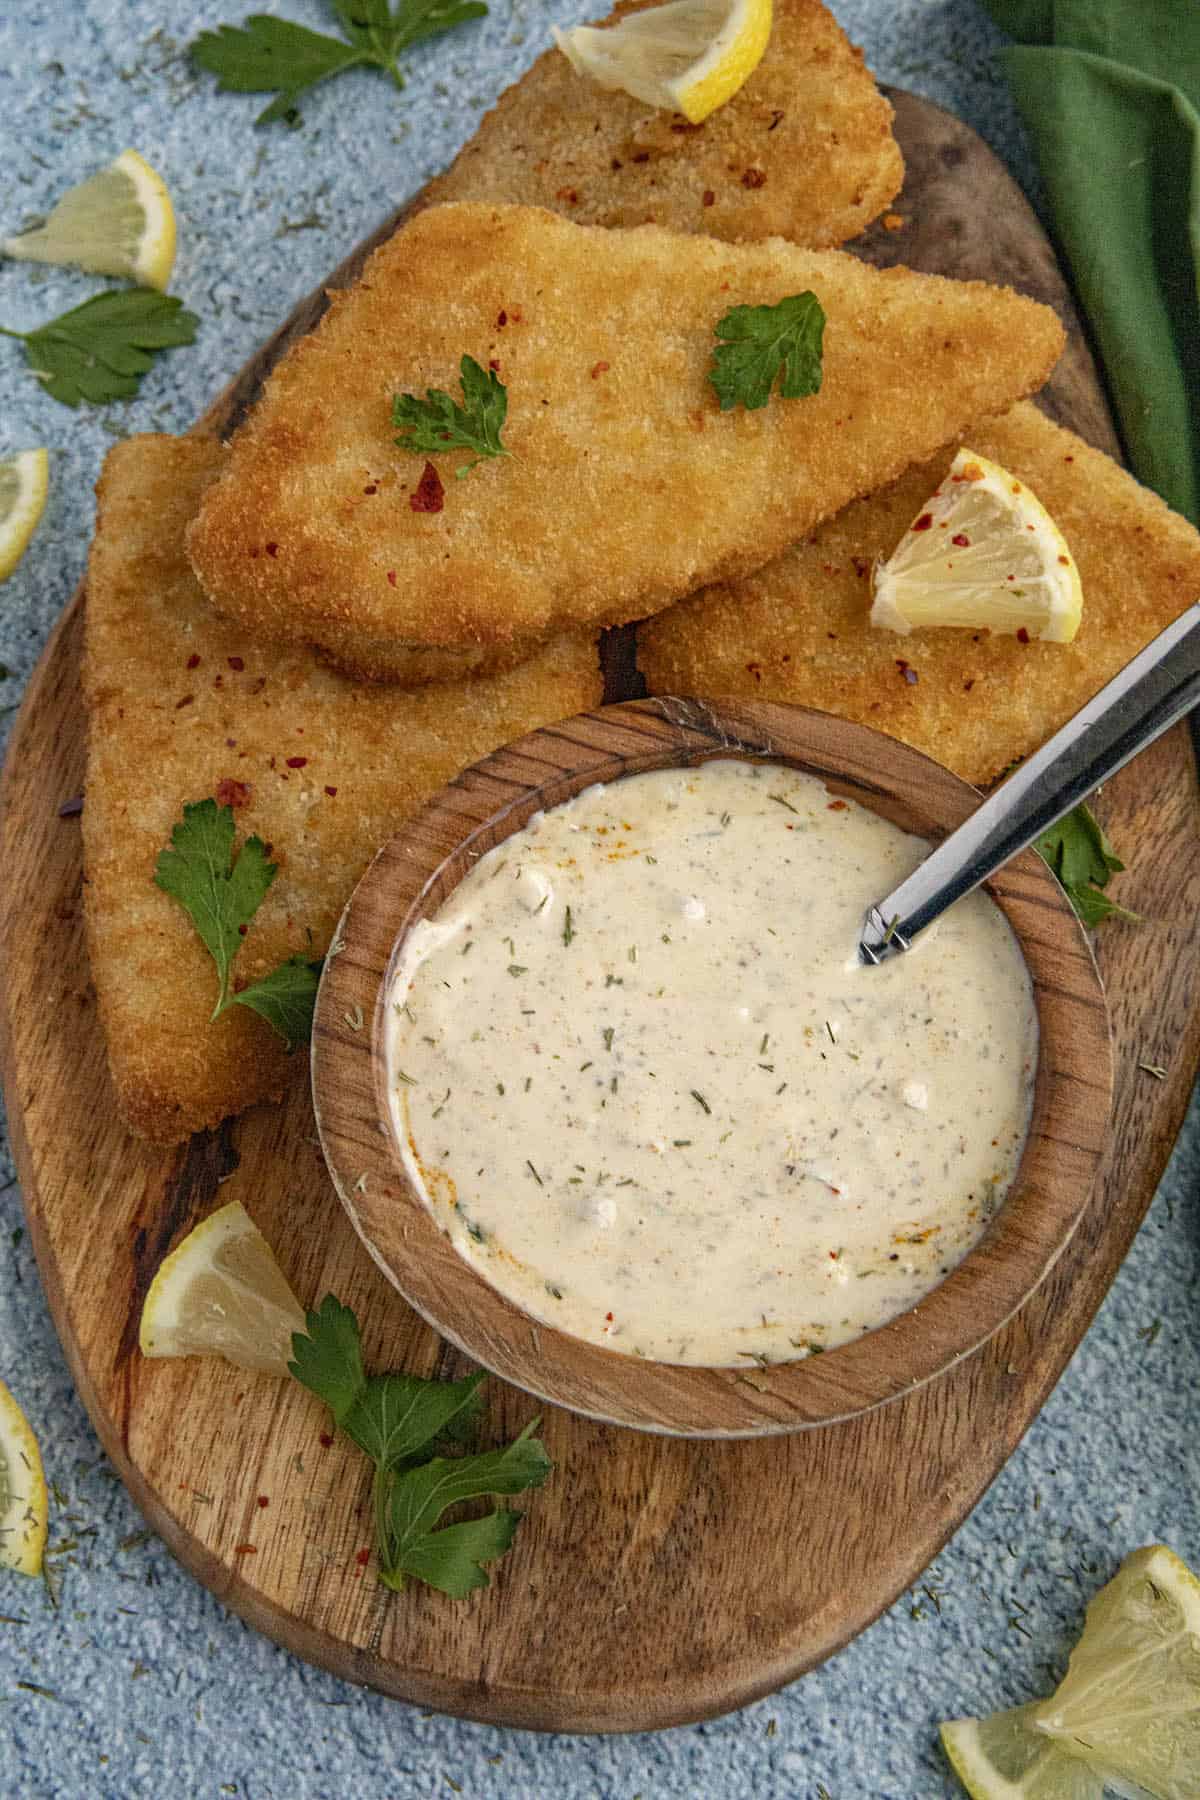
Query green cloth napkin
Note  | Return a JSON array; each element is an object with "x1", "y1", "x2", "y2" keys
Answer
[{"x1": 982, "y1": 0, "x2": 1200, "y2": 524}]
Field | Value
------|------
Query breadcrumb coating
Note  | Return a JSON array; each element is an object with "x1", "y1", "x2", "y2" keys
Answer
[{"x1": 82, "y1": 434, "x2": 601, "y2": 1142}]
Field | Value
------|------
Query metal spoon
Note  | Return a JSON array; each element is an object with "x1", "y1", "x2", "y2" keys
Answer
[{"x1": 859, "y1": 600, "x2": 1200, "y2": 964}]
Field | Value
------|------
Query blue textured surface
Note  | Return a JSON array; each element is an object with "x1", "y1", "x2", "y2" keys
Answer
[{"x1": 0, "y1": 3, "x2": 1196, "y2": 1796}]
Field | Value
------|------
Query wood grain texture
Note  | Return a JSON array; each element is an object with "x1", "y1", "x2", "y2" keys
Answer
[
  {"x1": 2, "y1": 93, "x2": 1197, "y2": 1731},
  {"x1": 315, "y1": 699, "x2": 1111, "y2": 1436}
]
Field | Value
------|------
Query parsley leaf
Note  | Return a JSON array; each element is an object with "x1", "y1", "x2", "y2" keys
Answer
[
  {"x1": 709, "y1": 291, "x2": 826, "y2": 413},
  {"x1": 393, "y1": 355, "x2": 509, "y2": 477},
  {"x1": 155, "y1": 799, "x2": 273, "y2": 1013},
  {"x1": 0, "y1": 289, "x2": 198, "y2": 408},
  {"x1": 382, "y1": 1425, "x2": 552, "y2": 1596},
  {"x1": 154, "y1": 798, "x2": 321, "y2": 1045},
  {"x1": 288, "y1": 1294, "x2": 364, "y2": 1420},
  {"x1": 191, "y1": 0, "x2": 487, "y2": 127},
  {"x1": 232, "y1": 955, "x2": 324, "y2": 1049},
  {"x1": 1036, "y1": 802, "x2": 1138, "y2": 927},
  {"x1": 289, "y1": 1294, "x2": 549, "y2": 1596}
]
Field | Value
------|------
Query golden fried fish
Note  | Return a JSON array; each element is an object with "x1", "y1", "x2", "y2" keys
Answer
[
  {"x1": 422, "y1": 0, "x2": 903, "y2": 248},
  {"x1": 638, "y1": 402, "x2": 1200, "y2": 785},
  {"x1": 185, "y1": 202, "x2": 1065, "y2": 679},
  {"x1": 82, "y1": 434, "x2": 602, "y2": 1143}
]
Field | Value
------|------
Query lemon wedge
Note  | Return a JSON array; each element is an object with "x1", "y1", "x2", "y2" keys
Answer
[
  {"x1": 2, "y1": 150, "x2": 176, "y2": 291},
  {"x1": 554, "y1": 0, "x2": 772, "y2": 125},
  {"x1": 941, "y1": 1545, "x2": 1200, "y2": 1799},
  {"x1": 870, "y1": 448, "x2": 1082, "y2": 643},
  {"x1": 0, "y1": 1379, "x2": 48, "y2": 1577},
  {"x1": 140, "y1": 1200, "x2": 305, "y2": 1377},
  {"x1": 0, "y1": 449, "x2": 49, "y2": 584}
]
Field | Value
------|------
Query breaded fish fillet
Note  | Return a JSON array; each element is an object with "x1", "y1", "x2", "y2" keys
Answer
[
  {"x1": 638, "y1": 402, "x2": 1200, "y2": 785},
  {"x1": 186, "y1": 203, "x2": 1064, "y2": 677},
  {"x1": 82, "y1": 435, "x2": 602, "y2": 1144},
  {"x1": 422, "y1": 0, "x2": 902, "y2": 248}
]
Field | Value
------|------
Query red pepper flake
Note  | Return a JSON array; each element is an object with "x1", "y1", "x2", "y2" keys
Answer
[
  {"x1": 265, "y1": 542, "x2": 278, "y2": 558},
  {"x1": 767, "y1": 109, "x2": 785, "y2": 131},
  {"x1": 963, "y1": 678, "x2": 976, "y2": 692},
  {"x1": 215, "y1": 778, "x2": 251, "y2": 808},
  {"x1": 1058, "y1": 554, "x2": 1071, "y2": 566},
  {"x1": 951, "y1": 533, "x2": 971, "y2": 548},
  {"x1": 238, "y1": 924, "x2": 248, "y2": 936},
  {"x1": 827, "y1": 800, "x2": 848, "y2": 811},
  {"x1": 1064, "y1": 454, "x2": 1075, "y2": 463},
  {"x1": 489, "y1": 358, "x2": 501, "y2": 372},
  {"x1": 325, "y1": 785, "x2": 338, "y2": 797},
  {"x1": 286, "y1": 755, "x2": 308, "y2": 769},
  {"x1": 911, "y1": 512, "x2": 934, "y2": 533},
  {"x1": 363, "y1": 483, "x2": 378, "y2": 495},
  {"x1": 1016, "y1": 627, "x2": 1031, "y2": 644},
  {"x1": 851, "y1": 556, "x2": 870, "y2": 579},
  {"x1": 257, "y1": 1495, "x2": 270, "y2": 1509},
  {"x1": 741, "y1": 168, "x2": 766, "y2": 189},
  {"x1": 745, "y1": 660, "x2": 763, "y2": 682},
  {"x1": 702, "y1": 189, "x2": 715, "y2": 207},
  {"x1": 355, "y1": 1547, "x2": 371, "y2": 1567},
  {"x1": 386, "y1": 569, "x2": 397, "y2": 586},
  {"x1": 610, "y1": 157, "x2": 623, "y2": 171},
  {"x1": 410, "y1": 461, "x2": 445, "y2": 514},
  {"x1": 590, "y1": 360, "x2": 610, "y2": 379},
  {"x1": 175, "y1": 693, "x2": 194, "y2": 709},
  {"x1": 632, "y1": 150, "x2": 650, "y2": 164},
  {"x1": 605, "y1": 1312, "x2": 614, "y2": 1322},
  {"x1": 555, "y1": 186, "x2": 579, "y2": 204},
  {"x1": 496, "y1": 309, "x2": 507, "y2": 327},
  {"x1": 186, "y1": 652, "x2": 201, "y2": 670},
  {"x1": 228, "y1": 655, "x2": 245, "y2": 671},
  {"x1": 319, "y1": 1432, "x2": 334, "y2": 1448},
  {"x1": 233, "y1": 1544, "x2": 257, "y2": 1556},
  {"x1": 895, "y1": 659, "x2": 919, "y2": 685}
]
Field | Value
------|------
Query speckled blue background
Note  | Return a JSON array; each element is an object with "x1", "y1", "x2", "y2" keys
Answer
[{"x1": 0, "y1": 3, "x2": 1196, "y2": 1796}]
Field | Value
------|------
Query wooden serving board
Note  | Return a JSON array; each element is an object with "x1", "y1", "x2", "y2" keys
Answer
[{"x1": 2, "y1": 93, "x2": 1200, "y2": 1733}]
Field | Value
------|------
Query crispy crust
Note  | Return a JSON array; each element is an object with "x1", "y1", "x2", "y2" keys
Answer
[
  {"x1": 310, "y1": 619, "x2": 551, "y2": 686},
  {"x1": 82, "y1": 434, "x2": 602, "y2": 1143},
  {"x1": 186, "y1": 202, "x2": 1064, "y2": 669},
  {"x1": 638, "y1": 402, "x2": 1200, "y2": 785},
  {"x1": 420, "y1": 0, "x2": 903, "y2": 248}
]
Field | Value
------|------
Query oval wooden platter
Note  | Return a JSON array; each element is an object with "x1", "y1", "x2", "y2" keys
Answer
[
  {"x1": 3, "y1": 92, "x2": 1200, "y2": 1732},
  {"x1": 315, "y1": 700, "x2": 1112, "y2": 1437}
]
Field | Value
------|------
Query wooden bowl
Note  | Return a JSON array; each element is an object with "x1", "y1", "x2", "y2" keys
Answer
[{"x1": 312, "y1": 698, "x2": 1112, "y2": 1436}]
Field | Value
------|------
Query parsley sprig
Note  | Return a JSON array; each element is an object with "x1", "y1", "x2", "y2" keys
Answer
[
  {"x1": 392, "y1": 354, "x2": 509, "y2": 477},
  {"x1": 191, "y1": 0, "x2": 488, "y2": 127},
  {"x1": 290, "y1": 1296, "x2": 552, "y2": 1595},
  {"x1": 1036, "y1": 802, "x2": 1137, "y2": 928},
  {"x1": 0, "y1": 290, "x2": 198, "y2": 408},
  {"x1": 154, "y1": 798, "x2": 322, "y2": 1047},
  {"x1": 709, "y1": 291, "x2": 826, "y2": 413}
]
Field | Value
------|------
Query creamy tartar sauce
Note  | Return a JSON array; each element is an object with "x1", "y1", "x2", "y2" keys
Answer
[{"x1": 385, "y1": 761, "x2": 1037, "y2": 1367}]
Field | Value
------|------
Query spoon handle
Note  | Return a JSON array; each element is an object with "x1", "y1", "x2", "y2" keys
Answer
[{"x1": 859, "y1": 599, "x2": 1200, "y2": 964}]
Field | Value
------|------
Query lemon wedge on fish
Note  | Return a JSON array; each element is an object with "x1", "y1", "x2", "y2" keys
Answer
[
  {"x1": 2, "y1": 149, "x2": 176, "y2": 291},
  {"x1": 0, "y1": 1379, "x2": 48, "y2": 1577},
  {"x1": 0, "y1": 449, "x2": 49, "y2": 584},
  {"x1": 941, "y1": 1544, "x2": 1200, "y2": 1799},
  {"x1": 139, "y1": 1200, "x2": 305, "y2": 1377},
  {"x1": 870, "y1": 448, "x2": 1083, "y2": 643},
  {"x1": 554, "y1": 0, "x2": 773, "y2": 125}
]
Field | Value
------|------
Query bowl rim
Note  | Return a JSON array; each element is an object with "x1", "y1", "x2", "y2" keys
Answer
[{"x1": 311, "y1": 696, "x2": 1113, "y2": 1437}]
